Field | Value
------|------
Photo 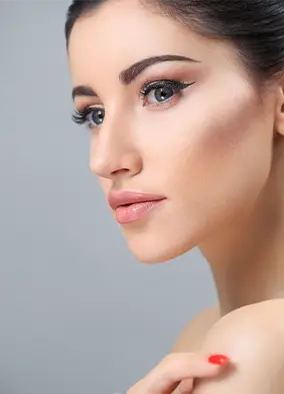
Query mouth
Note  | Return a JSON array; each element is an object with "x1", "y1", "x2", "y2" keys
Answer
[
  {"x1": 115, "y1": 198, "x2": 166, "y2": 224},
  {"x1": 107, "y1": 190, "x2": 166, "y2": 223}
]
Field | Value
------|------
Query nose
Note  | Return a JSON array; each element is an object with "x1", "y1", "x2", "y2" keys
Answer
[{"x1": 89, "y1": 117, "x2": 142, "y2": 180}]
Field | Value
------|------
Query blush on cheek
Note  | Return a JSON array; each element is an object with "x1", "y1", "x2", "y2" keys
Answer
[{"x1": 197, "y1": 93, "x2": 261, "y2": 162}]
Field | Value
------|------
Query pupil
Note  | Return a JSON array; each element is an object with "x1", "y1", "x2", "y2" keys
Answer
[{"x1": 155, "y1": 87, "x2": 173, "y2": 102}]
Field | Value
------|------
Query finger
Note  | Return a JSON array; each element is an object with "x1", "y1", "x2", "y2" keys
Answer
[
  {"x1": 142, "y1": 353, "x2": 230, "y2": 394},
  {"x1": 174, "y1": 378, "x2": 193, "y2": 393}
]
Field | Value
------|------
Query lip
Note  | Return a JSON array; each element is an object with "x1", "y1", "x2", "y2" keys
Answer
[{"x1": 107, "y1": 190, "x2": 166, "y2": 210}]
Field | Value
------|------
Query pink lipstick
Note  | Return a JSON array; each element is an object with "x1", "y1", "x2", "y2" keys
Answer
[{"x1": 107, "y1": 191, "x2": 166, "y2": 224}]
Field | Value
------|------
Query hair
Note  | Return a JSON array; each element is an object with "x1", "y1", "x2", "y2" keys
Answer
[{"x1": 65, "y1": 0, "x2": 284, "y2": 92}]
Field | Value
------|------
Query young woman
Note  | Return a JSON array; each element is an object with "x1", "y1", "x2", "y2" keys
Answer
[{"x1": 65, "y1": 0, "x2": 284, "y2": 392}]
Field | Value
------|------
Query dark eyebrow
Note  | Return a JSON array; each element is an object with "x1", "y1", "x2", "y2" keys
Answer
[
  {"x1": 72, "y1": 54, "x2": 200, "y2": 101},
  {"x1": 119, "y1": 54, "x2": 200, "y2": 85},
  {"x1": 72, "y1": 85, "x2": 97, "y2": 101}
]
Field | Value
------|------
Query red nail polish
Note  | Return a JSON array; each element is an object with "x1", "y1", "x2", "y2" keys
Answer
[{"x1": 208, "y1": 354, "x2": 229, "y2": 365}]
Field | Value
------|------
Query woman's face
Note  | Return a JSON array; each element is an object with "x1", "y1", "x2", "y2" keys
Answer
[{"x1": 68, "y1": 0, "x2": 277, "y2": 263}]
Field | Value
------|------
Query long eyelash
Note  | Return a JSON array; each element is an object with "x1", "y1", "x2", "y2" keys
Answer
[
  {"x1": 71, "y1": 107, "x2": 92, "y2": 125},
  {"x1": 140, "y1": 79, "x2": 191, "y2": 98}
]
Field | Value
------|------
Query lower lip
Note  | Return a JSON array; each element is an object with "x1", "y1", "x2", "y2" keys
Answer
[{"x1": 115, "y1": 199, "x2": 165, "y2": 224}]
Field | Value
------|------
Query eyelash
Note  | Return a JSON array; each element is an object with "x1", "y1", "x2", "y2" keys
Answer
[{"x1": 72, "y1": 79, "x2": 193, "y2": 128}]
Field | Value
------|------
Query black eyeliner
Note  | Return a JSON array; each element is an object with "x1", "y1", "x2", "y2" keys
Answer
[{"x1": 140, "y1": 79, "x2": 192, "y2": 98}]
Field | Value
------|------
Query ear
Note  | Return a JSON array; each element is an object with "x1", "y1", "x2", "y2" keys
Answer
[{"x1": 274, "y1": 80, "x2": 284, "y2": 137}]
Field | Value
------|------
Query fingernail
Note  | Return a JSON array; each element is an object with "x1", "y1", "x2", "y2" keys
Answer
[{"x1": 208, "y1": 354, "x2": 230, "y2": 365}]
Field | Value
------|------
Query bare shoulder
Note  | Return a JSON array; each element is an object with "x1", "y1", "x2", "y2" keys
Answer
[
  {"x1": 206, "y1": 298, "x2": 284, "y2": 337},
  {"x1": 193, "y1": 299, "x2": 284, "y2": 394},
  {"x1": 171, "y1": 303, "x2": 220, "y2": 352}
]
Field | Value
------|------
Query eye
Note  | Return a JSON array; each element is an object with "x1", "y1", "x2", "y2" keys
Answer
[
  {"x1": 140, "y1": 79, "x2": 193, "y2": 107},
  {"x1": 72, "y1": 106, "x2": 105, "y2": 129}
]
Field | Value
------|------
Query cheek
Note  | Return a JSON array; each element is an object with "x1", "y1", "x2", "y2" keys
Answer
[{"x1": 152, "y1": 93, "x2": 272, "y2": 227}]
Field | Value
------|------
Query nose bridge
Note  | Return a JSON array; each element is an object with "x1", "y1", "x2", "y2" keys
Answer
[{"x1": 89, "y1": 106, "x2": 140, "y2": 177}]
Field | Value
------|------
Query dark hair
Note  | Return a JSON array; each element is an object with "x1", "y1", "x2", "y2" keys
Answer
[{"x1": 65, "y1": 0, "x2": 284, "y2": 90}]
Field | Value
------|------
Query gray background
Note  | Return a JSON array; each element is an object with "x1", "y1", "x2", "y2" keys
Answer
[{"x1": 0, "y1": 1, "x2": 217, "y2": 393}]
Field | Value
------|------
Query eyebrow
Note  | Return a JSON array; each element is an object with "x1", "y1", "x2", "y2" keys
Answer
[{"x1": 72, "y1": 54, "x2": 200, "y2": 101}]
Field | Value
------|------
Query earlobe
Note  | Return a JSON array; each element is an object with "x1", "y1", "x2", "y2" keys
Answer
[{"x1": 274, "y1": 85, "x2": 284, "y2": 137}]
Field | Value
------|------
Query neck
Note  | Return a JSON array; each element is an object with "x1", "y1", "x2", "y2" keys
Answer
[{"x1": 199, "y1": 136, "x2": 284, "y2": 317}]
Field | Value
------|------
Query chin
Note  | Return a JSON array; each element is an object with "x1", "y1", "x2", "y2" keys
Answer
[
  {"x1": 124, "y1": 234, "x2": 198, "y2": 264},
  {"x1": 119, "y1": 209, "x2": 211, "y2": 264}
]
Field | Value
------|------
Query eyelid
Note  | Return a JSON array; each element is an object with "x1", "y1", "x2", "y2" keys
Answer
[
  {"x1": 140, "y1": 78, "x2": 191, "y2": 90},
  {"x1": 139, "y1": 75, "x2": 194, "y2": 91},
  {"x1": 77, "y1": 103, "x2": 103, "y2": 112},
  {"x1": 136, "y1": 63, "x2": 197, "y2": 87}
]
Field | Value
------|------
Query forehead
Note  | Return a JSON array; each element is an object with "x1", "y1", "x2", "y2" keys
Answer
[{"x1": 68, "y1": 0, "x2": 240, "y2": 85}]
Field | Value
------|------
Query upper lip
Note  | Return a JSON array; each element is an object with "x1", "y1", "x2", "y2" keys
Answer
[{"x1": 107, "y1": 190, "x2": 166, "y2": 210}]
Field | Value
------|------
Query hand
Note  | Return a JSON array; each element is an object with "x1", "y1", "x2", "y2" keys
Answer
[{"x1": 127, "y1": 352, "x2": 229, "y2": 394}]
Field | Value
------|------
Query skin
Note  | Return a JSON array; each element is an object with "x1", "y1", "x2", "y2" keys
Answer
[
  {"x1": 68, "y1": 0, "x2": 284, "y2": 341},
  {"x1": 67, "y1": 1, "x2": 284, "y2": 392},
  {"x1": 191, "y1": 299, "x2": 284, "y2": 393}
]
